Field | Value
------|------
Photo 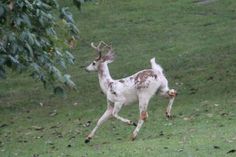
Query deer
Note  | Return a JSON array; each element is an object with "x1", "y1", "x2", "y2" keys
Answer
[{"x1": 84, "y1": 41, "x2": 177, "y2": 143}]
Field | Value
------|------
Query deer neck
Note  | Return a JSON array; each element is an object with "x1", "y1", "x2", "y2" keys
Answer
[{"x1": 97, "y1": 62, "x2": 113, "y2": 95}]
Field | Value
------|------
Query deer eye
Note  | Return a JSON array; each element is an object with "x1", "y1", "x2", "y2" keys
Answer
[{"x1": 92, "y1": 62, "x2": 96, "y2": 65}]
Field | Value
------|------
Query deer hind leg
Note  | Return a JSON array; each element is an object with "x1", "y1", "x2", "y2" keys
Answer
[
  {"x1": 132, "y1": 96, "x2": 150, "y2": 140},
  {"x1": 161, "y1": 88, "x2": 177, "y2": 118},
  {"x1": 166, "y1": 97, "x2": 175, "y2": 118},
  {"x1": 85, "y1": 104, "x2": 113, "y2": 143},
  {"x1": 112, "y1": 102, "x2": 136, "y2": 126}
]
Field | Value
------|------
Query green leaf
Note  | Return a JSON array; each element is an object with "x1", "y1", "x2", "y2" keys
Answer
[
  {"x1": 20, "y1": 30, "x2": 35, "y2": 45},
  {"x1": 64, "y1": 74, "x2": 76, "y2": 90},
  {"x1": 31, "y1": 63, "x2": 41, "y2": 74},
  {"x1": 25, "y1": 43, "x2": 34, "y2": 58},
  {"x1": 73, "y1": 0, "x2": 82, "y2": 10},
  {"x1": 60, "y1": 7, "x2": 74, "y2": 23},
  {"x1": 49, "y1": 0, "x2": 59, "y2": 9},
  {"x1": 50, "y1": 66, "x2": 63, "y2": 82},
  {"x1": 0, "y1": 66, "x2": 6, "y2": 79},
  {"x1": 0, "y1": 42, "x2": 6, "y2": 54},
  {"x1": 24, "y1": 0, "x2": 34, "y2": 10},
  {"x1": 21, "y1": 14, "x2": 32, "y2": 28},
  {"x1": 58, "y1": 58, "x2": 66, "y2": 69},
  {"x1": 46, "y1": 27, "x2": 57, "y2": 38},
  {"x1": 67, "y1": 23, "x2": 80, "y2": 39},
  {"x1": 8, "y1": 55, "x2": 19, "y2": 64},
  {"x1": 65, "y1": 51, "x2": 75, "y2": 64},
  {"x1": 54, "y1": 48, "x2": 63, "y2": 57},
  {"x1": 0, "y1": 56, "x2": 6, "y2": 65},
  {"x1": 0, "y1": 5, "x2": 6, "y2": 18}
]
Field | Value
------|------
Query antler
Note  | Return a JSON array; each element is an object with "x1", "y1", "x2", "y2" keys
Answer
[
  {"x1": 91, "y1": 42, "x2": 102, "y2": 59},
  {"x1": 91, "y1": 41, "x2": 113, "y2": 59}
]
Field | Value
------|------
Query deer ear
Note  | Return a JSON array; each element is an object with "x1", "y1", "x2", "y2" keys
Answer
[
  {"x1": 102, "y1": 51, "x2": 116, "y2": 63},
  {"x1": 106, "y1": 59, "x2": 114, "y2": 64}
]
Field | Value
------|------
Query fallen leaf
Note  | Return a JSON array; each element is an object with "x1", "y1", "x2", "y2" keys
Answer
[
  {"x1": 102, "y1": 141, "x2": 109, "y2": 144},
  {"x1": 51, "y1": 146, "x2": 56, "y2": 149},
  {"x1": 177, "y1": 148, "x2": 184, "y2": 152},
  {"x1": 0, "y1": 124, "x2": 8, "y2": 128},
  {"x1": 206, "y1": 113, "x2": 213, "y2": 118},
  {"x1": 159, "y1": 131, "x2": 164, "y2": 136},
  {"x1": 50, "y1": 125, "x2": 60, "y2": 129},
  {"x1": 83, "y1": 121, "x2": 91, "y2": 127},
  {"x1": 117, "y1": 138, "x2": 122, "y2": 141},
  {"x1": 52, "y1": 131, "x2": 63, "y2": 138},
  {"x1": 49, "y1": 110, "x2": 57, "y2": 117},
  {"x1": 26, "y1": 115, "x2": 32, "y2": 119},
  {"x1": 25, "y1": 132, "x2": 32, "y2": 136},
  {"x1": 68, "y1": 136, "x2": 76, "y2": 140},
  {"x1": 183, "y1": 117, "x2": 191, "y2": 121},
  {"x1": 39, "y1": 102, "x2": 44, "y2": 107},
  {"x1": 34, "y1": 136, "x2": 43, "y2": 139},
  {"x1": 32, "y1": 126, "x2": 44, "y2": 131},
  {"x1": 213, "y1": 146, "x2": 220, "y2": 149},
  {"x1": 73, "y1": 102, "x2": 79, "y2": 106},
  {"x1": 227, "y1": 149, "x2": 236, "y2": 154},
  {"x1": 220, "y1": 112, "x2": 228, "y2": 116},
  {"x1": 45, "y1": 140, "x2": 54, "y2": 145}
]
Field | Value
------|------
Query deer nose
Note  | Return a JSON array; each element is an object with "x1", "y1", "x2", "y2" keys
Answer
[{"x1": 85, "y1": 67, "x2": 90, "y2": 72}]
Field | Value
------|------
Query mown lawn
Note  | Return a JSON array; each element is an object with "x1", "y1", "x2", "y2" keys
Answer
[{"x1": 0, "y1": 0, "x2": 236, "y2": 156}]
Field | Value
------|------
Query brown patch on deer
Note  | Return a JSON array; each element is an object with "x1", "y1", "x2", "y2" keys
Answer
[
  {"x1": 135, "y1": 70, "x2": 157, "y2": 88},
  {"x1": 168, "y1": 89, "x2": 177, "y2": 97},
  {"x1": 108, "y1": 82, "x2": 117, "y2": 96},
  {"x1": 108, "y1": 81, "x2": 113, "y2": 88},
  {"x1": 140, "y1": 111, "x2": 148, "y2": 121},
  {"x1": 98, "y1": 64, "x2": 104, "y2": 77},
  {"x1": 119, "y1": 79, "x2": 125, "y2": 83},
  {"x1": 95, "y1": 57, "x2": 101, "y2": 61},
  {"x1": 101, "y1": 51, "x2": 115, "y2": 62}
]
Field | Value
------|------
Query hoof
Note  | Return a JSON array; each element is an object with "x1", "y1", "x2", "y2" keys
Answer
[
  {"x1": 132, "y1": 122, "x2": 137, "y2": 127},
  {"x1": 131, "y1": 136, "x2": 136, "y2": 141},
  {"x1": 131, "y1": 133, "x2": 137, "y2": 141},
  {"x1": 165, "y1": 112, "x2": 171, "y2": 119},
  {"x1": 84, "y1": 137, "x2": 91, "y2": 143},
  {"x1": 128, "y1": 121, "x2": 137, "y2": 127}
]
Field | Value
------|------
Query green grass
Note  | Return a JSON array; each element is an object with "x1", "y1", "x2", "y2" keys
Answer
[{"x1": 1, "y1": 0, "x2": 236, "y2": 156}]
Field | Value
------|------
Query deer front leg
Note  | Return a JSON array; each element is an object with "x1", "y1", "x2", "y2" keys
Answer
[
  {"x1": 132, "y1": 98, "x2": 149, "y2": 140},
  {"x1": 112, "y1": 102, "x2": 136, "y2": 126},
  {"x1": 85, "y1": 104, "x2": 113, "y2": 143}
]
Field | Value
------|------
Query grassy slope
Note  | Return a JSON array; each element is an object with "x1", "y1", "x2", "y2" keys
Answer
[{"x1": 1, "y1": 0, "x2": 236, "y2": 156}]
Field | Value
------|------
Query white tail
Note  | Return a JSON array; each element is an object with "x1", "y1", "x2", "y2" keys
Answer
[{"x1": 150, "y1": 57, "x2": 163, "y2": 73}]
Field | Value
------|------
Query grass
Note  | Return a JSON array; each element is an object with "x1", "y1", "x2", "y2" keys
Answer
[{"x1": 1, "y1": 0, "x2": 236, "y2": 156}]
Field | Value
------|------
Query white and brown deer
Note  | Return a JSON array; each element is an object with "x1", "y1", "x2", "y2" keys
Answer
[{"x1": 85, "y1": 41, "x2": 177, "y2": 143}]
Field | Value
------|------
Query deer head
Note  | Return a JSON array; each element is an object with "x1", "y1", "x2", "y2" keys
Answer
[{"x1": 85, "y1": 41, "x2": 115, "y2": 72}]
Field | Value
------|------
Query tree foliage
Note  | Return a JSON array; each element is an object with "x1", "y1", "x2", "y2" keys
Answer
[{"x1": 0, "y1": 0, "x2": 80, "y2": 93}]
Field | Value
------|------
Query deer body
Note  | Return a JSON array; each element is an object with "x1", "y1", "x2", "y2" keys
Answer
[{"x1": 85, "y1": 41, "x2": 177, "y2": 143}]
